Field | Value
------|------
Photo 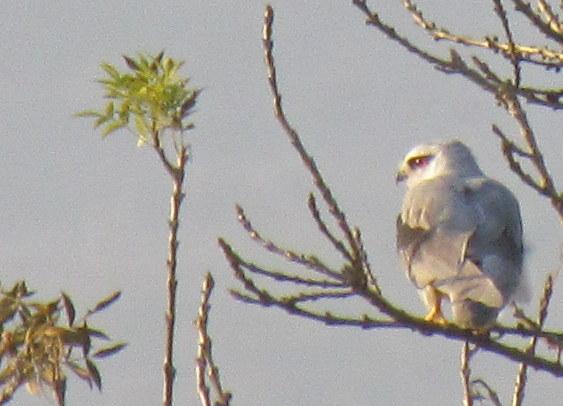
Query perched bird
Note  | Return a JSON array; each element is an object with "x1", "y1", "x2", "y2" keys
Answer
[{"x1": 395, "y1": 140, "x2": 524, "y2": 329}]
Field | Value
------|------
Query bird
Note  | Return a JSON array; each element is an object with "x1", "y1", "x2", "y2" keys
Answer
[{"x1": 395, "y1": 140, "x2": 524, "y2": 329}]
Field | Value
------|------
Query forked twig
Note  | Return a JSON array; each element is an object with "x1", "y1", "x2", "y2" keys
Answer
[
  {"x1": 353, "y1": 0, "x2": 563, "y2": 109},
  {"x1": 263, "y1": 5, "x2": 363, "y2": 263},
  {"x1": 403, "y1": 0, "x2": 562, "y2": 68},
  {"x1": 236, "y1": 205, "x2": 342, "y2": 280},
  {"x1": 492, "y1": 90, "x2": 562, "y2": 219},
  {"x1": 308, "y1": 193, "x2": 354, "y2": 263}
]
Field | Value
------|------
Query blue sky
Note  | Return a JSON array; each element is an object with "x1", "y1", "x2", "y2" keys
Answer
[{"x1": 1, "y1": 1, "x2": 561, "y2": 405}]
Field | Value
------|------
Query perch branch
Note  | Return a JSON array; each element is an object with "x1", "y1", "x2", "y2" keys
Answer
[{"x1": 220, "y1": 237, "x2": 563, "y2": 377}]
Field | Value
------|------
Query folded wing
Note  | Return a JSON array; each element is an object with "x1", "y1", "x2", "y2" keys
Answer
[{"x1": 397, "y1": 175, "x2": 523, "y2": 309}]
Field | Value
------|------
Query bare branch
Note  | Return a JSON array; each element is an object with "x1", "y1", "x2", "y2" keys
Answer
[
  {"x1": 492, "y1": 89, "x2": 563, "y2": 219},
  {"x1": 195, "y1": 273, "x2": 231, "y2": 406},
  {"x1": 512, "y1": 273, "x2": 555, "y2": 406},
  {"x1": 512, "y1": 0, "x2": 563, "y2": 43},
  {"x1": 281, "y1": 289, "x2": 356, "y2": 304},
  {"x1": 352, "y1": 227, "x2": 381, "y2": 295},
  {"x1": 308, "y1": 193, "x2": 354, "y2": 263},
  {"x1": 263, "y1": 5, "x2": 365, "y2": 262},
  {"x1": 228, "y1": 289, "x2": 398, "y2": 329},
  {"x1": 219, "y1": 10, "x2": 563, "y2": 405},
  {"x1": 220, "y1": 237, "x2": 563, "y2": 377},
  {"x1": 491, "y1": 0, "x2": 521, "y2": 87},
  {"x1": 224, "y1": 245, "x2": 563, "y2": 341},
  {"x1": 0, "y1": 375, "x2": 24, "y2": 405},
  {"x1": 352, "y1": 1, "x2": 563, "y2": 110},
  {"x1": 236, "y1": 205, "x2": 342, "y2": 280},
  {"x1": 151, "y1": 130, "x2": 180, "y2": 179},
  {"x1": 239, "y1": 260, "x2": 343, "y2": 288},
  {"x1": 195, "y1": 275, "x2": 212, "y2": 406},
  {"x1": 472, "y1": 379, "x2": 503, "y2": 406},
  {"x1": 461, "y1": 341, "x2": 474, "y2": 406},
  {"x1": 403, "y1": 0, "x2": 562, "y2": 68},
  {"x1": 162, "y1": 145, "x2": 187, "y2": 406}
]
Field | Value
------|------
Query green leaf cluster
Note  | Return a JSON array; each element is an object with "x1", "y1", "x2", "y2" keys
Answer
[
  {"x1": 77, "y1": 52, "x2": 199, "y2": 146},
  {"x1": 0, "y1": 282, "x2": 125, "y2": 403}
]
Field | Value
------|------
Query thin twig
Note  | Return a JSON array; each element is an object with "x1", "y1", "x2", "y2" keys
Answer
[
  {"x1": 461, "y1": 341, "x2": 473, "y2": 406},
  {"x1": 512, "y1": 0, "x2": 563, "y2": 43},
  {"x1": 537, "y1": 0, "x2": 562, "y2": 35},
  {"x1": 492, "y1": 0, "x2": 521, "y2": 87},
  {"x1": 472, "y1": 379, "x2": 503, "y2": 406},
  {"x1": 152, "y1": 130, "x2": 179, "y2": 179},
  {"x1": 0, "y1": 375, "x2": 24, "y2": 405},
  {"x1": 352, "y1": 227, "x2": 380, "y2": 294},
  {"x1": 239, "y1": 260, "x2": 343, "y2": 288},
  {"x1": 236, "y1": 205, "x2": 342, "y2": 280},
  {"x1": 195, "y1": 273, "x2": 232, "y2": 406},
  {"x1": 512, "y1": 274, "x2": 555, "y2": 406},
  {"x1": 495, "y1": 324, "x2": 563, "y2": 342},
  {"x1": 282, "y1": 289, "x2": 356, "y2": 304},
  {"x1": 161, "y1": 141, "x2": 188, "y2": 406},
  {"x1": 307, "y1": 193, "x2": 354, "y2": 263},
  {"x1": 492, "y1": 90, "x2": 563, "y2": 219},
  {"x1": 195, "y1": 275, "x2": 212, "y2": 406},
  {"x1": 262, "y1": 6, "x2": 363, "y2": 262}
]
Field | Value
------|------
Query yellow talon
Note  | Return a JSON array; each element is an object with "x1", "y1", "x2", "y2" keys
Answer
[
  {"x1": 423, "y1": 285, "x2": 447, "y2": 325},
  {"x1": 424, "y1": 306, "x2": 447, "y2": 325}
]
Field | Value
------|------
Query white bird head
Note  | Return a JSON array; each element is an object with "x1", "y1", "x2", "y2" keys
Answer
[{"x1": 396, "y1": 140, "x2": 483, "y2": 188}]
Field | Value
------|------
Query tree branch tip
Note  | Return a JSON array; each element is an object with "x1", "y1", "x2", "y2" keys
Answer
[
  {"x1": 217, "y1": 237, "x2": 229, "y2": 248},
  {"x1": 202, "y1": 272, "x2": 215, "y2": 292},
  {"x1": 228, "y1": 289, "x2": 257, "y2": 303},
  {"x1": 264, "y1": 4, "x2": 273, "y2": 17}
]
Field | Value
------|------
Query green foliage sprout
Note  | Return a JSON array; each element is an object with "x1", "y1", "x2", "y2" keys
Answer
[
  {"x1": 79, "y1": 51, "x2": 200, "y2": 406},
  {"x1": 78, "y1": 52, "x2": 199, "y2": 146}
]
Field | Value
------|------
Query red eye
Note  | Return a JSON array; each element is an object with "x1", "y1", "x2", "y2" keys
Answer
[{"x1": 407, "y1": 155, "x2": 432, "y2": 168}]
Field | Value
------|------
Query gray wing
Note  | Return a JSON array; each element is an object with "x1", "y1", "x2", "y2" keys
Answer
[
  {"x1": 396, "y1": 176, "x2": 523, "y2": 308},
  {"x1": 460, "y1": 177, "x2": 523, "y2": 297}
]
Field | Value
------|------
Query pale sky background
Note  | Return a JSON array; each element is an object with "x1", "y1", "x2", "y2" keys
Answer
[{"x1": 1, "y1": 1, "x2": 562, "y2": 405}]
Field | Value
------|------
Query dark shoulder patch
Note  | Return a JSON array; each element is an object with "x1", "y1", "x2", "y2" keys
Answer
[{"x1": 396, "y1": 214, "x2": 430, "y2": 253}]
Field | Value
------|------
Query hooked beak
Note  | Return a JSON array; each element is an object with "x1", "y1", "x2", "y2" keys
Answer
[{"x1": 396, "y1": 169, "x2": 406, "y2": 184}]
